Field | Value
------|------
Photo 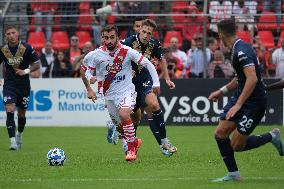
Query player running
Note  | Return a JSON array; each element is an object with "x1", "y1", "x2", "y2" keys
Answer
[
  {"x1": 121, "y1": 19, "x2": 177, "y2": 157},
  {"x1": 0, "y1": 25, "x2": 40, "y2": 150},
  {"x1": 208, "y1": 19, "x2": 284, "y2": 182},
  {"x1": 84, "y1": 25, "x2": 160, "y2": 161}
]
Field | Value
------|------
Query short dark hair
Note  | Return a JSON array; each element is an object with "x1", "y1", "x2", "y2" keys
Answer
[
  {"x1": 133, "y1": 16, "x2": 146, "y2": 24},
  {"x1": 4, "y1": 25, "x2": 18, "y2": 33},
  {"x1": 141, "y1": 19, "x2": 157, "y2": 30},
  {"x1": 217, "y1": 19, "x2": 237, "y2": 37},
  {"x1": 101, "y1": 25, "x2": 119, "y2": 36},
  {"x1": 207, "y1": 37, "x2": 217, "y2": 46}
]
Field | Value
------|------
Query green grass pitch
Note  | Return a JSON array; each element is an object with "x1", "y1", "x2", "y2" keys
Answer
[{"x1": 0, "y1": 126, "x2": 284, "y2": 189}]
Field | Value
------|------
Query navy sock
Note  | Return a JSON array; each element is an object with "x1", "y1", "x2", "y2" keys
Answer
[
  {"x1": 148, "y1": 118, "x2": 162, "y2": 145},
  {"x1": 6, "y1": 112, "x2": 16, "y2": 138},
  {"x1": 241, "y1": 133, "x2": 272, "y2": 151},
  {"x1": 18, "y1": 116, "x2": 26, "y2": 133},
  {"x1": 134, "y1": 123, "x2": 138, "y2": 137},
  {"x1": 152, "y1": 109, "x2": 166, "y2": 139},
  {"x1": 215, "y1": 137, "x2": 238, "y2": 172}
]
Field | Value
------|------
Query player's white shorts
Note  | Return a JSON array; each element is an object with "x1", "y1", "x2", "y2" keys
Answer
[{"x1": 105, "y1": 89, "x2": 137, "y2": 125}]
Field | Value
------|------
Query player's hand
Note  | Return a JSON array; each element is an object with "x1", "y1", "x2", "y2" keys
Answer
[
  {"x1": 226, "y1": 103, "x2": 242, "y2": 120},
  {"x1": 15, "y1": 69, "x2": 26, "y2": 76},
  {"x1": 208, "y1": 90, "x2": 223, "y2": 102},
  {"x1": 153, "y1": 87, "x2": 160, "y2": 95},
  {"x1": 89, "y1": 76, "x2": 97, "y2": 84},
  {"x1": 166, "y1": 79, "x2": 175, "y2": 89},
  {"x1": 87, "y1": 88, "x2": 97, "y2": 103}
]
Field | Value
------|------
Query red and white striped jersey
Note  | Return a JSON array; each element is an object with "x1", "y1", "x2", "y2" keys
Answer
[{"x1": 84, "y1": 43, "x2": 147, "y2": 100}]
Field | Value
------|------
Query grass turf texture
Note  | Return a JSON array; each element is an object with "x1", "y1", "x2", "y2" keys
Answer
[{"x1": 0, "y1": 126, "x2": 284, "y2": 189}]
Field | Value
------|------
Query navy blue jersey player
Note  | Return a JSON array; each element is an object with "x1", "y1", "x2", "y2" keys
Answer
[
  {"x1": 0, "y1": 25, "x2": 40, "y2": 150},
  {"x1": 208, "y1": 19, "x2": 284, "y2": 182},
  {"x1": 122, "y1": 19, "x2": 177, "y2": 156}
]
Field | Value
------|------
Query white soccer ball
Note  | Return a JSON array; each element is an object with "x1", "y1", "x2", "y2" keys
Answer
[{"x1": 47, "y1": 148, "x2": 66, "y2": 166}]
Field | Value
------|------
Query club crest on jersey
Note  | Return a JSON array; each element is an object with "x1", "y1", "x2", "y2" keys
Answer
[{"x1": 106, "y1": 63, "x2": 122, "y2": 73}]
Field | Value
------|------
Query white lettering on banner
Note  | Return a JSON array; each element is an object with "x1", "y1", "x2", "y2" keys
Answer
[
  {"x1": 178, "y1": 96, "x2": 190, "y2": 114},
  {"x1": 159, "y1": 96, "x2": 228, "y2": 122},
  {"x1": 192, "y1": 96, "x2": 210, "y2": 115},
  {"x1": 159, "y1": 96, "x2": 178, "y2": 121}
]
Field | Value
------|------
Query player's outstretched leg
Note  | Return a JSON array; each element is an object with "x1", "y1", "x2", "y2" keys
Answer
[
  {"x1": 152, "y1": 109, "x2": 177, "y2": 155},
  {"x1": 6, "y1": 111, "x2": 18, "y2": 150},
  {"x1": 213, "y1": 121, "x2": 241, "y2": 182},
  {"x1": 106, "y1": 120, "x2": 116, "y2": 144},
  {"x1": 270, "y1": 128, "x2": 284, "y2": 156},
  {"x1": 16, "y1": 115, "x2": 26, "y2": 149}
]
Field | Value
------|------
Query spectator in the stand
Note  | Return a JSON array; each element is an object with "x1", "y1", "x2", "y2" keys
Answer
[
  {"x1": 67, "y1": 36, "x2": 82, "y2": 66},
  {"x1": 182, "y1": 5, "x2": 203, "y2": 41},
  {"x1": 186, "y1": 33, "x2": 211, "y2": 78},
  {"x1": 233, "y1": 0, "x2": 257, "y2": 34},
  {"x1": 72, "y1": 41, "x2": 94, "y2": 77},
  {"x1": 272, "y1": 38, "x2": 284, "y2": 78},
  {"x1": 40, "y1": 40, "x2": 55, "y2": 78},
  {"x1": 31, "y1": 1, "x2": 57, "y2": 40},
  {"x1": 207, "y1": 50, "x2": 234, "y2": 78},
  {"x1": 263, "y1": 0, "x2": 282, "y2": 25},
  {"x1": 207, "y1": 37, "x2": 219, "y2": 62},
  {"x1": 169, "y1": 37, "x2": 187, "y2": 78},
  {"x1": 52, "y1": 51, "x2": 72, "y2": 78},
  {"x1": 253, "y1": 36, "x2": 268, "y2": 77},
  {"x1": 163, "y1": 47, "x2": 184, "y2": 79},
  {"x1": 90, "y1": 8, "x2": 102, "y2": 47},
  {"x1": 126, "y1": 16, "x2": 146, "y2": 38},
  {"x1": 209, "y1": 0, "x2": 232, "y2": 36}
]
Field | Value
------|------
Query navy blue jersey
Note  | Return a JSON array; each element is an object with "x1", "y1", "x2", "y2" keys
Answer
[
  {"x1": 122, "y1": 34, "x2": 163, "y2": 81},
  {"x1": 231, "y1": 39, "x2": 266, "y2": 101},
  {"x1": 0, "y1": 41, "x2": 39, "y2": 86}
]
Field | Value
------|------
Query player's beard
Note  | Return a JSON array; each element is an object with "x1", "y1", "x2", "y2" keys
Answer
[{"x1": 106, "y1": 40, "x2": 118, "y2": 51}]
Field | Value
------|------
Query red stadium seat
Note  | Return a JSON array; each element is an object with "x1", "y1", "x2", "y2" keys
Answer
[
  {"x1": 153, "y1": 31, "x2": 160, "y2": 40},
  {"x1": 119, "y1": 31, "x2": 127, "y2": 40},
  {"x1": 279, "y1": 16, "x2": 284, "y2": 30},
  {"x1": 77, "y1": 14, "x2": 93, "y2": 31},
  {"x1": 51, "y1": 31, "x2": 69, "y2": 50},
  {"x1": 28, "y1": 32, "x2": 45, "y2": 51},
  {"x1": 172, "y1": 1, "x2": 189, "y2": 12},
  {"x1": 257, "y1": 11, "x2": 278, "y2": 31},
  {"x1": 172, "y1": 12, "x2": 186, "y2": 31},
  {"x1": 79, "y1": 2, "x2": 91, "y2": 13},
  {"x1": 163, "y1": 31, "x2": 182, "y2": 48},
  {"x1": 277, "y1": 31, "x2": 284, "y2": 47},
  {"x1": 237, "y1": 31, "x2": 252, "y2": 44},
  {"x1": 258, "y1": 31, "x2": 275, "y2": 49},
  {"x1": 75, "y1": 31, "x2": 92, "y2": 49}
]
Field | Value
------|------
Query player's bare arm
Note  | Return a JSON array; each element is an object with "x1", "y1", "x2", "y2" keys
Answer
[
  {"x1": 159, "y1": 57, "x2": 175, "y2": 90},
  {"x1": 226, "y1": 66, "x2": 257, "y2": 120},
  {"x1": 80, "y1": 67, "x2": 96, "y2": 103},
  {"x1": 208, "y1": 77, "x2": 238, "y2": 101},
  {"x1": 265, "y1": 79, "x2": 284, "y2": 90},
  {"x1": 15, "y1": 61, "x2": 40, "y2": 76}
]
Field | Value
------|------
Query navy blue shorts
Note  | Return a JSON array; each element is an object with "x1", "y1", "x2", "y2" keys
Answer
[
  {"x1": 3, "y1": 84, "x2": 30, "y2": 109},
  {"x1": 133, "y1": 78, "x2": 153, "y2": 111},
  {"x1": 220, "y1": 96, "x2": 267, "y2": 135}
]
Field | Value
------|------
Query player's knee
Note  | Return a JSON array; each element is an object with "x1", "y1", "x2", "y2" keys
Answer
[
  {"x1": 214, "y1": 128, "x2": 227, "y2": 139},
  {"x1": 17, "y1": 108, "x2": 26, "y2": 117},
  {"x1": 119, "y1": 111, "x2": 131, "y2": 121},
  {"x1": 147, "y1": 101, "x2": 160, "y2": 112}
]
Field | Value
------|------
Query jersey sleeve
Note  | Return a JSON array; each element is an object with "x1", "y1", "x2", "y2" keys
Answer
[
  {"x1": 236, "y1": 47, "x2": 255, "y2": 69},
  {"x1": 127, "y1": 47, "x2": 144, "y2": 64},
  {"x1": 27, "y1": 44, "x2": 40, "y2": 64},
  {"x1": 83, "y1": 52, "x2": 96, "y2": 69},
  {"x1": 121, "y1": 36, "x2": 132, "y2": 47},
  {"x1": 152, "y1": 39, "x2": 163, "y2": 60}
]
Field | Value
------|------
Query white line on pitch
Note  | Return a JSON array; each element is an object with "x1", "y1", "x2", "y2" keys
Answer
[{"x1": 4, "y1": 177, "x2": 284, "y2": 182}]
